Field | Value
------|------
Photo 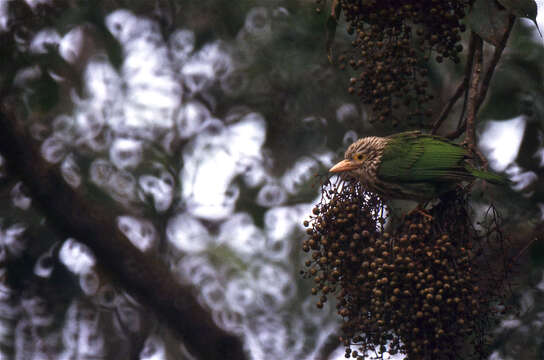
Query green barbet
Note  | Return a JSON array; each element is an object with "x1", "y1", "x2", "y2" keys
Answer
[{"x1": 329, "y1": 131, "x2": 507, "y2": 201}]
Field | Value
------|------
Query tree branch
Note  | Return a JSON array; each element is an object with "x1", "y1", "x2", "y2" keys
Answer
[
  {"x1": 475, "y1": 14, "x2": 516, "y2": 113},
  {"x1": 446, "y1": 16, "x2": 516, "y2": 141},
  {"x1": 465, "y1": 33, "x2": 483, "y2": 149},
  {"x1": 431, "y1": 78, "x2": 467, "y2": 135},
  {"x1": 432, "y1": 34, "x2": 475, "y2": 135},
  {"x1": 315, "y1": 332, "x2": 341, "y2": 360},
  {"x1": 0, "y1": 98, "x2": 247, "y2": 360}
]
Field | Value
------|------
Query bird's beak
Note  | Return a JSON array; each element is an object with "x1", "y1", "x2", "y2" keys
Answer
[{"x1": 329, "y1": 159, "x2": 357, "y2": 173}]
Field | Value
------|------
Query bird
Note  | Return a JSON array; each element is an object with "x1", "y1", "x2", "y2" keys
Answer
[{"x1": 329, "y1": 131, "x2": 508, "y2": 202}]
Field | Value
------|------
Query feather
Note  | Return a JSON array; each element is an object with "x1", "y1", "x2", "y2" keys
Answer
[
  {"x1": 378, "y1": 132, "x2": 472, "y2": 183},
  {"x1": 330, "y1": 131, "x2": 509, "y2": 201}
]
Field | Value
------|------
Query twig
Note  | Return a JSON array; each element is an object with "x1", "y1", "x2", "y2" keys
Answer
[
  {"x1": 432, "y1": 35, "x2": 476, "y2": 135},
  {"x1": 512, "y1": 236, "x2": 540, "y2": 265},
  {"x1": 444, "y1": 34, "x2": 476, "y2": 140},
  {"x1": 446, "y1": 16, "x2": 515, "y2": 140},
  {"x1": 475, "y1": 14, "x2": 516, "y2": 113},
  {"x1": 431, "y1": 80, "x2": 467, "y2": 134},
  {"x1": 454, "y1": 38, "x2": 476, "y2": 137},
  {"x1": 446, "y1": 122, "x2": 467, "y2": 140},
  {"x1": 464, "y1": 33, "x2": 483, "y2": 150}
]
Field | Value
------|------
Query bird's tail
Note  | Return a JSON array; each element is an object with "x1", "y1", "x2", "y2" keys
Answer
[{"x1": 467, "y1": 167, "x2": 509, "y2": 185}]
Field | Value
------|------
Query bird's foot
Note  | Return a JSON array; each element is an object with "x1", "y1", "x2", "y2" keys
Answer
[
  {"x1": 412, "y1": 208, "x2": 433, "y2": 221},
  {"x1": 405, "y1": 204, "x2": 433, "y2": 222}
]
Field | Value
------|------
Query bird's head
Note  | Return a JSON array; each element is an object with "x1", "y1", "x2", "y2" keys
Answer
[{"x1": 329, "y1": 137, "x2": 385, "y2": 180}]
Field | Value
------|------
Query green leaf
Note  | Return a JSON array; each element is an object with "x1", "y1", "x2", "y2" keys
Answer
[
  {"x1": 497, "y1": 0, "x2": 542, "y2": 36},
  {"x1": 326, "y1": 0, "x2": 341, "y2": 63},
  {"x1": 466, "y1": 0, "x2": 511, "y2": 46}
]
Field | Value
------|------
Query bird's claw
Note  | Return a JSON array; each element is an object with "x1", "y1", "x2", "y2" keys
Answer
[
  {"x1": 411, "y1": 208, "x2": 433, "y2": 221},
  {"x1": 405, "y1": 204, "x2": 433, "y2": 222}
]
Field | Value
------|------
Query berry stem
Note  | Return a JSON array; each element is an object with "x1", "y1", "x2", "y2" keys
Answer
[{"x1": 465, "y1": 32, "x2": 483, "y2": 152}]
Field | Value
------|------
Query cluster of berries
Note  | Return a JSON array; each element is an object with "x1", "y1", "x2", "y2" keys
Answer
[
  {"x1": 320, "y1": 0, "x2": 472, "y2": 126},
  {"x1": 302, "y1": 179, "x2": 510, "y2": 359}
]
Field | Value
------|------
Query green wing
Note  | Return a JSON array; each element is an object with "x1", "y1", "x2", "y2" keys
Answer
[{"x1": 377, "y1": 131, "x2": 473, "y2": 183}]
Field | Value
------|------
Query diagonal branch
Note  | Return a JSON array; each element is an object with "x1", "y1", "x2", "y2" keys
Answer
[
  {"x1": 432, "y1": 33, "x2": 476, "y2": 135},
  {"x1": 465, "y1": 32, "x2": 483, "y2": 150},
  {"x1": 446, "y1": 15, "x2": 516, "y2": 141},
  {"x1": 431, "y1": 79, "x2": 467, "y2": 135},
  {"x1": 0, "y1": 98, "x2": 247, "y2": 360},
  {"x1": 475, "y1": 14, "x2": 516, "y2": 113}
]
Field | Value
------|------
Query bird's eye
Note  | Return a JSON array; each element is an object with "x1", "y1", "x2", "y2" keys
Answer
[{"x1": 355, "y1": 153, "x2": 365, "y2": 161}]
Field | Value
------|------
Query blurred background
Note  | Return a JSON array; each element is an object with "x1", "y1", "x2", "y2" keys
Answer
[{"x1": 1, "y1": 0, "x2": 544, "y2": 359}]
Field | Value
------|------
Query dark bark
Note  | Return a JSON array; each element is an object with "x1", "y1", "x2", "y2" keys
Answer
[{"x1": 0, "y1": 98, "x2": 247, "y2": 360}]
